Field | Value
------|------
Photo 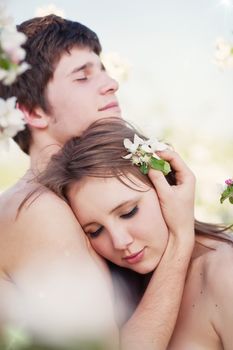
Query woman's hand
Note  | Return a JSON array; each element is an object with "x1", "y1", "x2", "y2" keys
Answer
[{"x1": 148, "y1": 149, "x2": 195, "y2": 249}]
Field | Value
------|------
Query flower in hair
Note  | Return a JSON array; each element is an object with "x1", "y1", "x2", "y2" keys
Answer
[
  {"x1": 123, "y1": 134, "x2": 171, "y2": 175},
  {"x1": 220, "y1": 178, "x2": 233, "y2": 204}
]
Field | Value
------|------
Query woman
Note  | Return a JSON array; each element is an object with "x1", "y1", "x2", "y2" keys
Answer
[{"x1": 39, "y1": 117, "x2": 233, "y2": 350}]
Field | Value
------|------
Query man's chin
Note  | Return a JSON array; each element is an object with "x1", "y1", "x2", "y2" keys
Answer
[{"x1": 100, "y1": 107, "x2": 122, "y2": 119}]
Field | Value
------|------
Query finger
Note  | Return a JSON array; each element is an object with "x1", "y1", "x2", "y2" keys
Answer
[
  {"x1": 156, "y1": 149, "x2": 195, "y2": 185},
  {"x1": 148, "y1": 168, "x2": 171, "y2": 201}
]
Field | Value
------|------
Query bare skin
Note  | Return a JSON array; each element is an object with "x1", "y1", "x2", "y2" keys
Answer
[
  {"x1": 0, "y1": 149, "x2": 194, "y2": 349},
  {"x1": 0, "y1": 44, "x2": 195, "y2": 349},
  {"x1": 169, "y1": 236, "x2": 233, "y2": 350},
  {"x1": 0, "y1": 187, "x2": 119, "y2": 349}
]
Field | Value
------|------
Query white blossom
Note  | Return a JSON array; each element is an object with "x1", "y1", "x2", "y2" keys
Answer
[
  {"x1": 123, "y1": 134, "x2": 145, "y2": 153},
  {"x1": 0, "y1": 26, "x2": 27, "y2": 63},
  {"x1": 0, "y1": 2, "x2": 14, "y2": 27},
  {"x1": 0, "y1": 2, "x2": 29, "y2": 152},
  {"x1": 123, "y1": 134, "x2": 168, "y2": 156},
  {"x1": 0, "y1": 62, "x2": 30, "y2": 85},
  {"x1": 141, "y1": 138, "x2": 168, "y2": 153},
  {"x1": 214, "y1": 37, "x2": 233, "y2": 70},
  {"x1": 0, "y1": 68, "x2": 8, "y2": 81},
  {"x1": 131, "y1": 155, "x2": 141, "y2": 165},
  {"x1": 0, "y1": 97, "x2": 25, "y2": 150},
  {"x1": 122, "y1": 134, "x2": 169, "y2": 172},
  {"x1": 101, "y1": 52, "x2": 131, "y2": 83}
]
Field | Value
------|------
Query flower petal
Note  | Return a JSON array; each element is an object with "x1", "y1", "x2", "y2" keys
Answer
[
  {"x1": 133, "y1": 134, "x2": 144, "y2": 147},
  {"x1": 122, "y1": 153, "x2": 132, "y2": 159},
  {"x1": 123, "y1": 138, "x2": 133, "y2": 150}
]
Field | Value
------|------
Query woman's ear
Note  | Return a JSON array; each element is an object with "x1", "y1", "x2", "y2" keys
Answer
[{"x1": 17, "y1": 103, "x2": 49, "y2": 129}]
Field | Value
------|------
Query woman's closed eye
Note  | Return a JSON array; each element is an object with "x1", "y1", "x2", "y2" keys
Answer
[
  {"x1": 120, "y1": 206, "x2": 138, "y2": 219},
  {"x1": 87, "y1": 226, "x2": 103, "y2": 239}
]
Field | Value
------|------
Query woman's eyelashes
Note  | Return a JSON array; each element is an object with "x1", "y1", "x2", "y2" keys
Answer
[
  {"x1": 88, "y1": 226, "x2": 103, "y2": 239},
  {"x1": 120, "y1": 206, "x2": 139, "y2": 219},
  {"x1": 87, "y1": 206, "x2": 139, "y2": 239}
]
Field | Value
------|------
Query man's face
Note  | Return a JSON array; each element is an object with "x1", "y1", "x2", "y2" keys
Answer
[{"x1": 45, "y1": 47, "x2": 121, "y2": 144}]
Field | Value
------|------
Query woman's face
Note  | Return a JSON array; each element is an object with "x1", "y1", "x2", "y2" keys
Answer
[{"x1": 68, "y1": 176, "x2": 169, "y2": 274}]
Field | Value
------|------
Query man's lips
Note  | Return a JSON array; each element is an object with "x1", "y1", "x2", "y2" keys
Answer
[
  {"x1": 122, "y1": 247, "x2": 146, "y2": 264},
  {"x1": 98, "y1": 102, "x2": 119, "y2": 111}
]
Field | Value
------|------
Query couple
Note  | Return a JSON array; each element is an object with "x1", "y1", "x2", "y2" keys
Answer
[{"x1": 0, "y1": 14, "x2": 232, "y2": 350}]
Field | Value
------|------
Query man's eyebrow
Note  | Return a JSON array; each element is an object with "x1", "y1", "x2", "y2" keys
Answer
[
  {"x1": 83, "y1": 200, "x2": 134, "y2": 230},
  {"x1": 67, "y1": 62, "x2": 93, "y2": 76},
  {"x1": 67, "y1": 61, "x2": 104, "y2": 77}
]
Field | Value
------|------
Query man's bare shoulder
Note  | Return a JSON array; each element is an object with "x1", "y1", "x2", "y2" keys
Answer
[
  {"x1": 0, "y1": 179, "x2": 93, "y2": 273},
  {"x1": 0, "y1": 186, "x2": 116, "y2": 338},
  {"x1": 1, "y1": 181, "x2": 83, "y2": 235}
]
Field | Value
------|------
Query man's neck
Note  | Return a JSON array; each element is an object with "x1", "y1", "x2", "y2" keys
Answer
[{"x1": 29, "y1": 140, "x2": 62, "y2": 173}]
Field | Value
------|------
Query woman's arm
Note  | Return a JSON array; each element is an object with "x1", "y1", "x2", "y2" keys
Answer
[{"x1": 121, "y1": 150, "x2": 195, "y2": 350}]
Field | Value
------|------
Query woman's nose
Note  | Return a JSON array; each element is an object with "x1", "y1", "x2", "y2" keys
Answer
[{"x1": 110, "y1": 229, "x2": 134, "y2": 250}]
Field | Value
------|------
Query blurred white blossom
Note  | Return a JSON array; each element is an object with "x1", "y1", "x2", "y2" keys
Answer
[
  {"x1": 0, "y1": 2, "x2": 13, "y2": 27},
  {"x1": 0, "y1": 61, "x2": 29, "y2": 85},
  {"x1": 214, "y1": 37, "x2": 233, "y2": 69},
  {"x1": 0, "y1": 97, "x2": 25, "y2": 150},
  {"x1": 101, "y1": 52, "x2": 131, "y2": 83},
  {"x1": 0, "y1": 14, "x2": 29, "y2": 86},
  {"x1": 0, "y1": 258, "x2": 116, "y2": 347},
  {"x1": 1, "y1": 26, "x2": 27, "y2": 63},
  {"x1": 35, "y1": 4, "x2": 65, "y2": 17},
  {"x1": 0, "y1": 1, "x2": 28, "y2": 151}
]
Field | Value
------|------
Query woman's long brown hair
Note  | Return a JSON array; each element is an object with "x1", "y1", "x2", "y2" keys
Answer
[{"x1": 37, "y1": 117, "x2": 232, "y2": 242}]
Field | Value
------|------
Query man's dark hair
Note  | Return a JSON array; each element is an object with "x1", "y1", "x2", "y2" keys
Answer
[{"x1": 0, "y1": 15, "x2": 102, "y2": 154}]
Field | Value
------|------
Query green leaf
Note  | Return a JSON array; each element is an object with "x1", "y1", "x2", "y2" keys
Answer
[
  {"x1": 0, "y1": 56, "x2": 11, "y2": 70},
  {"x1": 220, "y1": 185, "x2": 233, "y2": 204},
  {"x1": 150, "y1": 157, "x2": 171, "y2": 175},
  {"x1": 140, "y1": 163, "x2": 149, "y2": 174}
]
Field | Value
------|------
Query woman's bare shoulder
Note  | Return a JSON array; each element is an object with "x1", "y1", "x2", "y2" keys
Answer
[
  {"x1": 199, "y1": 238, "x2": 233, "y2": 347},
  {"x1": 187, "y1": 236, "x2": 233, "y2": 292}
]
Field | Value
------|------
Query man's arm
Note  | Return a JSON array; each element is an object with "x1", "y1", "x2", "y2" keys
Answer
[{"x1": 121, "y1": 150, "x2": 195, "y2": 350}]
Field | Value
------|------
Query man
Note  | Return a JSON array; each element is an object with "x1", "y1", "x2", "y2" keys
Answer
[{"x1": 0, "y1": 15, "x2": 194, "y2": 349}]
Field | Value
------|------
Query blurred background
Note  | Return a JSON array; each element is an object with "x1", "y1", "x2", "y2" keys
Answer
[{"x1": 1, "y1": 0, "x2": 233, "y2": 223}]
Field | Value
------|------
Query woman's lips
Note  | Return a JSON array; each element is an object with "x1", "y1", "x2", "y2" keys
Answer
[{"x1": 123, "y1": 247, "x2": 146, "y2": 264}]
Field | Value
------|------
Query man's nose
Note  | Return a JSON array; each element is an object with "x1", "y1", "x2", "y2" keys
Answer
[
  {"x1": 111, "y1": 229, "x2": 134, "y2": 250},
  {"x1": 99, "y1": 72, "x2": 119, "y2": 95}
]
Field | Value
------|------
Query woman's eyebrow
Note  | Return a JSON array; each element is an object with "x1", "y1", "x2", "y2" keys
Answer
[{"x1": 109, "y1": 200, "x2": 133, "y2": 214}]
